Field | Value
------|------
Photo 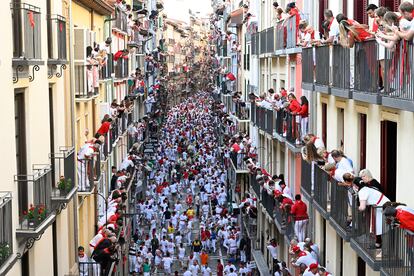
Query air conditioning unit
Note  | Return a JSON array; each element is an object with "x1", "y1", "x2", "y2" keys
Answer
[{"x1": 74, "y1": 28, "x2": 91, "y2": 62}]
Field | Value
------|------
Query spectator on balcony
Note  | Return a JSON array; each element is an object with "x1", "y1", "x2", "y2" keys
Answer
[
  {"x1": 376, "y1": 11, "x2": 402, "y2": 50},
  {"x1": 299, "y1": 21, "x2": 318, "y2": 47},
  {"x1": 337, "y1": 14, "x2": 373, "y2": 48},
  {"x1": 285, "y1": 2, "x2": 301, "y2": 33},
  {"x1": 359, "y1": 169, "x2": 383, "y2": 192},
  {"x1": 302, "y1": 134, "x2": 326, "y2": 163},
  {"x1": 78, "y1": 246, "x2": 91, "y2": 276},
  {"x1": 95, "y1": 118, "x2": 113, "y2": 138},
  {"x1": 258, "y1": 93, "x2": 273, "y2": 109},
  {"x1": 331, "y1": 150, "x2": 354, "y2": 182},
  {"x1": 353, "y1": 179, "x2": 390, "y2": 248},
  {"x1": 291, "y1": 194, "x2": 309, "y2": 242},
  {"x1": 318, "y1": 267, "x2": 333, "y2": 276},
  {"x1": 114, "y1": 49, "x2": 129, "y2": 61},
  {"x1": 394, "y1": 2, "x2": 414, "y2": 41},
  {"x1": 367, "y1": 4, "x2": 379, "y2": 32},
  {"x1": 77, "y1": 140, "x2": 101, "y2": 191},
  {"x1": 86, "y1": 46, "x2": 99, "y2": 93},
  {"x1": 384, "y1": 204, "x2": 414, "y2": 232},
  {"x1": 297, "y1": 96, "x2": 309, "y2": 141},
  {"x1": 320, "y1": 9, "x2": 339, "y2": 44}
]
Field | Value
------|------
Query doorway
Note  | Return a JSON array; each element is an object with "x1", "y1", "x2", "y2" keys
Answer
[{"x1": 380, "y1": 120, "x2": 397, "y2": 201}]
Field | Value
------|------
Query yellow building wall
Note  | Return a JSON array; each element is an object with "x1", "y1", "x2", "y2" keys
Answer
[{"x1": 343, "y1": 241, "x2": 358, "y2": 276}]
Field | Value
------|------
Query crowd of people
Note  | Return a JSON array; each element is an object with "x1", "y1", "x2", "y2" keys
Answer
[{"x1": 126, "y1": 92, "x2": 261, "y2": 275}]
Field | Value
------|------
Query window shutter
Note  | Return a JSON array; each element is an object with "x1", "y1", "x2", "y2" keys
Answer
[
  {"x1": 380, "y1": 0, "x2": 401, "y2": 11},
  {"x1": 354, "y1": 0, "x2": 368, "y2": 24}
]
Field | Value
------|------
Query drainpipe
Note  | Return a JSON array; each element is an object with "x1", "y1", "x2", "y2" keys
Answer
[{"x1": 68, "y1": 0, "x2": 79, "y2": 266}]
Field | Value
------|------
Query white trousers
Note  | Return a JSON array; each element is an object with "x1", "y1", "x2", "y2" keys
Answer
[{"x1": 294, "y1": 219, "x2": 308, "y2": 242}]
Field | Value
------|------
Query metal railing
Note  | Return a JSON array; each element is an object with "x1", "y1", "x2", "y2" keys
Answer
[
  {"x1": 251, "y1": 102, "x2": 256, "y2": 124},
  {"x1": 110, "y1": 118, "x2": 120, "y2": 147},
  {"x1": 114, "y1": 7, "x2": 128, "y2": 33},
  {"x1": 100, "y1": 53, "x2": 113, "y2": 80},
  {"x1": 48, "y1": 15, "x2": 67, "y2": 60},
  {"x1": 285, "y1": 113, "x2": 300, "y2": 145},
  {"x1": 274, "y1": 109, "x2": 284, "y2": 136},
  {"x1": 15, "y1": 165, "x2": 53, "y2": 229},
  {"x1": 115, "y1": 58, "x2": 129, "y2": 79},
  {"x1": 50, "y1": 147, "x2": 75, "y2": 198},
  {"x1": 0, "y1": 192, "x2": 12, "y2": 268},
  {"x1": 262, "y1": 189, "x2": 275, "y2": 217},
  {"x1": 275, "y1": 21, "x2": 285, "y2": 51},
  {"x1": 382, "y1": 41, "x2": 414, "y2": 103},
  {"x1": 332, "y1": 45, "x2": 350, "y2": 90},
  {"x1": 260, "y1": 29, "x2": 266, "y2": 54},
  {"x1": 77, "y1": 153, "x2": 100, "y2": 192},
  {"x1": 265, "y1": 108, "x2": 274, "y2": 136},
  {"x1": 250, "y1": 174, "x2": 261, "y2": 197},
  {"x1": 229, "y1": 152, "x2": 247, "y2": 171},
  {"x1": 11, "y1": 2, "x2": 42, "y2": 59},
  {"x1": 78, "y1": 262, "x2": 102, "y2": 276},
  {"x1": 302, "y1": 47, "x2": 314, "y2": 84},
  {"x1": 233, "y1": 101, "x2": 249, "y2": 120},
  {"x1": 75, "y1": 64, "x2": 99, "y2": 98},
  {"x1": 286, "y1": 15, "x2": 297, "y2": 49},
  {"x1": 315, "y1": 45, "x2": 330, "y2": 87},
  {"x1": 354, "y1": 40, "x2": 379, "y2": 94},
  {"x1": 256, "y1": 105, "x2": 266, "y2": 130},
  {"x1": 330, "y1": 181, "x2": 354, "y2": 236},
  {"x1": 381, "y1": 226, "x2": 414, "y2": 276},
  {"x1": 352, "y1": 205, "x2": 383, "y2": 261},
  {"x1": 301, "y1": 159, "x2": 312, "y2": 196},
  {"x1": 313, "y1": 165, "x2": 330, "y2": 217},
  {"x1": 251, "y1": 33, "x2": 259, "y2": 55},
  {"x1": 267, "y1": 27, "x2": 275, "y2": 53}
]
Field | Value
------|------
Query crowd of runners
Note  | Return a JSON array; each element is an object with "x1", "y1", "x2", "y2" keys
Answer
[{"x1": 129, "y1": 92, "x2": 256, "y2": 275}]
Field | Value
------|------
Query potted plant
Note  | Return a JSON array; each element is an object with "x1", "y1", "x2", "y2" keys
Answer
[
  {"x1": 0, "y1": 243, "x2": 10, "y2": 264},
  {"x1": 57, "y1": 176, "x2": 73, "y2": 195},
  {"x1": 23, "y1": 204, "x2": 48, "y2": 228}
]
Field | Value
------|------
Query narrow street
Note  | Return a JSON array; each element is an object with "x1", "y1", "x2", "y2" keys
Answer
[{"x1": 131, "y1": 92, "x2": 256, "y2": 275}]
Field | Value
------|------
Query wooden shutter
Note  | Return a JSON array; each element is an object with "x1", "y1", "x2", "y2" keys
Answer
[
  {"x1": 319, "y1": 0, "x2": 328, "y2": 34},
  {"x1": 380, "y1": 0, "x2": 400, "y2": 11},
  {"x1": 354, "y1": 0, "x2": 368, "y2": 24}
]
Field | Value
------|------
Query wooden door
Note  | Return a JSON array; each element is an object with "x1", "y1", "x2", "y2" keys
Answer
[{"x1": 380, "y1": 120, "x2": 397, "y2": 201}]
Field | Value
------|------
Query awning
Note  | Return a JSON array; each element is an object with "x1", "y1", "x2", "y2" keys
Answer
[{"x1": 229, "y1": 8, "x2": 243, "y2": 27}]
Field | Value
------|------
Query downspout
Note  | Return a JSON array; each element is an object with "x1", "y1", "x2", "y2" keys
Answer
[{"x1": 68, "y1": 0, "x2": 79, "y2": 267}]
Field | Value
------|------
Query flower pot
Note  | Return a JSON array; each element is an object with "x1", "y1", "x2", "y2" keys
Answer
[{"x1": 28, "y1": 219, "x2": 36, "y2": 228}]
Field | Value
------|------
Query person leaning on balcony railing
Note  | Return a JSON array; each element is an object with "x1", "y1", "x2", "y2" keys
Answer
[
  {"x1": 375, "y1": 12, "x2": 402, "y2": 50},
  {"x1": 393, "y1": 2, "x2": 414, "y2": 41},
  {"x1": 384, "y1": 203, "x2": 414, "y2": 232},
  {"x1": 353, "y1": 178, "x2": 391, "y2": 248},
  {"x1": 320, "y1": 9, "x2": 340, "y2": 44},
  {"x1": 359, "y1": 169, "x2": 383, "y2": 193},
  {"x1": 330, "y1": 149, "x2": 354, "y2": 182},
  {"x1": 302, "y1": 134, "x2": 326, "y2": 163},
  {"x1": 298, "y1": 21, "x2": 318, "y2": 47},
  {"x1": 337, "y1": 14, "x2": 373, "y2": 48}
]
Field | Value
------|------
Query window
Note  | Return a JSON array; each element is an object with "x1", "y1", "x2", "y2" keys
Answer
[
  {"x1": 354, "y1": 0, "x2": 368, "y2": 25},
  {"x1": 337, "y1": 108, "x2": 344, "y2": 149}
]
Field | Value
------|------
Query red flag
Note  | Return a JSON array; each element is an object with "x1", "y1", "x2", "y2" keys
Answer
[{"x1": 28, "y1": 11, "x2": 35, "y2": 28}]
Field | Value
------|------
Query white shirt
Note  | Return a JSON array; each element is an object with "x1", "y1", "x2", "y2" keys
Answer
[
  {"x1": 329, "y1": 19, "x2": 339, "y2": 39},
  {"x1": 358, "y1": 186, "x2": 389, "y2": 206},
  {"x1": 201, "y1": 266, "x2": 212, "y2": 276},
  {"x1": 303, "y1": 269, "x2": 318, "y2": 276},
  {"x1": 334, "y1": 157, "x2": 353, "y2": 182},
  {"x1": 267, "y1": 244, "x2": 278, "y2": 259},
  {"x1": 162, "y1": 257, "x2": 173, "y2": 268},
  {"x1": 294, "y1": 252, "x2": 317, "y2": 267}
]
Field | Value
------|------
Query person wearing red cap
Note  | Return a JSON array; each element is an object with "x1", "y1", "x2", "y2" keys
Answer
[
  {"x1": 303, "y1": 263, "x2": 319, "y2": 276},
  {"x1": 292, "y1": 245, "x2": 317, "y2": 268}
]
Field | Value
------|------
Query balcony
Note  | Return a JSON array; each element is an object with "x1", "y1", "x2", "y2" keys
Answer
[
  {"x1": 381, "y1": 41, "x2": 414, "y2": 112},
  {"x1": 47, "y1": 15, "x2": 67, "y2": 64},
  {"x1": 230, "y1": 101, "x2": 249, "y2": 121},
  {"x1": 15, "y1": 165, "x2": 55, "y2": 238},
  {"x1": 250, "y1": 174, "x2": 261, "y2": 198},
  {"x1": 74, "y1": 64, "x2": 99, "y2": 99},
  {"x1": 380, "y1": 227, "x2": 414, "y2": 276},
  {"x1": 229, "y1": 152, "x2": 249, "y2": 173},
  {"x1": 350, "y1": 205, "x2": 384, "y2": 270},
  {"x1": 261, "y1": 189, "x2": 276, "y2": 217},
  {"x1": 300, "y1": 158, "x2": 312, "y2": 199},
  {"x1": 285, "y1": 113, "x2": 302, "y2": 150},
  {"x1": 77, "y1": 153, "x2": 100, "y2": 193},
  {"x1": 314, "y1": 45, "x2": 330, "y2": 93},
  {"x1": 0, "y1": 192, "x2": 13, "y2": 270},
  {"x1": 301, "y1": 47, "x2": 314, "y2": 90},
  {"x1": 275, "y1": 15, "x2": 301, "y2": 55},
  {"x1": 312, "y1": 165, "x2": 331, "y2": 219},
  {"x1": 127, "y1": 30, "x2": 144, "y2": 49},
  {"x1": 354, "y1": 40, "x2": 381, "y2": 104},
  {"x1": 115, "y1": 58, "x2": 129, "y2": 79},
  {"x1": 113, "y1": 7, "x2": 128, "y2": 33},
  {"x1": 99, "y1": 53, "x2": 113, "y2": 80},
  {"x1": 303, "y1": 44, "x2": 353, "y2": 97},
  {"x1": 11, "y1": 2, "x2": 42, "y2": 64},
  {"x1": 50, "y1": 147, "x2": 77, "y2": 207}
]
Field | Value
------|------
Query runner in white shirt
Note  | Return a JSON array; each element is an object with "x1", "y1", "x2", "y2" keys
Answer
[{"x1": 162, "y1": 253, "x2": 173, "y2": 274}]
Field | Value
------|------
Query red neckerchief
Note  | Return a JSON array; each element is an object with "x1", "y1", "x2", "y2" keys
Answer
[{"x1": 328, "y1": 18, "x2": 334, "y2": 31}]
